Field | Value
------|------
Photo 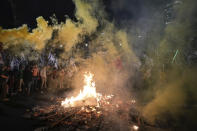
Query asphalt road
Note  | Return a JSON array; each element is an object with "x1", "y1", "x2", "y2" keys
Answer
[{"x1": 0, "y1": 93, "x2": 55, "y2": 131}]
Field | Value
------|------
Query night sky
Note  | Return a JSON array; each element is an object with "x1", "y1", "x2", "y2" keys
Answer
[
  {"x1": 0, "y1": 0, "x2": 76, "y2": 28},
  {"x1": 0, "y1": 0, "x2": 142, "y2": 29}
]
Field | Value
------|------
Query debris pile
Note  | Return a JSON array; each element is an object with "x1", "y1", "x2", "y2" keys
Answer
[{"x1": 26, "y1": 97, "x2": 141, "y2": 131}]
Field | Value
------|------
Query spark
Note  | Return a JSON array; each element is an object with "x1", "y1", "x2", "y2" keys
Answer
[{"x1": 132, "y1": 125, "x2": 139, "y2": 131}]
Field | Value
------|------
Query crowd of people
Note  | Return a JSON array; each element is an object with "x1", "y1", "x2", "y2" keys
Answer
[{"x1": 0, "y1": 63, "x2": 73, "y2": 101}]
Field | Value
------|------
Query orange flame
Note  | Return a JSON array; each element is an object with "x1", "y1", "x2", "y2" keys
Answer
[{"x1": 61, "y1": 72, "x2": 101, "y2": 107}]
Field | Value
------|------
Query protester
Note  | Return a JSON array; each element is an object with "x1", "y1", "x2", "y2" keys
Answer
[
  {"x1": 31, "y1": 64, "x2": 39, "y2": 91},
  {"x1": 0, "y1": 65, "x2": 9, "y2": 101},
  {"x1": 0, "y1": 61, "x2": 70, "y2": 98},
  {"x1": 40, "y1": 66, "x2": 47, "y2": 91},
  {"x1": 24, "y1": 65, "x2": 33, "y2": 96},
  {"x1": 52, "y1": 67, "x2": 58, "y2": 88},
  {"x1": 7, "y1": 66, "x2": 15, "y2": 96},
  {"x1": 59, "y1": 68, "x2": 65, "y2": 89},
  {"x1": 18, "y1": 65, "x2": 25, "y2": 93},
  {"x1": 0, "y1": 42, "x2": 4, "y2": 65},
  {"x1": 13, "y1": 66, "x2": 19, "y2": 94}
]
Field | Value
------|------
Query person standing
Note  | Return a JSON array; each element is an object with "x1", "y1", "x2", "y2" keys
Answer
[
  {"x1": 24, "y1": 65, "x2": 32, "y2": 96},
  {"x1": 40, "y1": 66, "x2": 47, "y2": 90},
  {"x1": 18, "y1": 65, "x2": 24, "y2": 93},
  {"x1": 7, "y1": 66, "x2": 14, "y2": 96},
  {"x1": 31, "y1": 64, "x2": 39, "y2": 91},
  {"x1": 0, "y1": 42, "x2": 4, "y2": 65},
  {"x1": 59, "y1": 68, "x2": 65, "y2": 89},
  {"x1": 0, "y1": 66, "x2": 9, "y2": 100}
]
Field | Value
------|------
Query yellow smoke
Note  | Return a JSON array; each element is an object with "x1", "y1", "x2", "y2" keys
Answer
[
  {"x1": 142, "y1": 81, "x2": 186, "y2": 123},
  {"x1": 27, "y1": 17, "x2": 53, "y2": 50},
  {"x1": 0, "y1": 0, "x2": 138, "y2": 97},
  {"x1": 74, "y1": 0, "x2": 98, "y2": 34},
  {"x1": 59, "y1": 19, "x2": 82, "y2": 52},
  {"x1": 0, "y1": 17, "x2": 52, "y2": 50},
  {"x1": 0, "y1": 24, "x2": 29, "y2": 46}
]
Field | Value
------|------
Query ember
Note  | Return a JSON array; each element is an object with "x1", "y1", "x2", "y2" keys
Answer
[
  {"x1": 30, "y1": 97, "x2": 138, "y2": 131},
  {"x1": 132, "y1": 125, "x2": 139, "y2": 130}
]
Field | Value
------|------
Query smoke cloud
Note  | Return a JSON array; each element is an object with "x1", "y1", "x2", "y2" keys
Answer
[
  {"x1": 0, "y1": 0, "x2": 138, "y2": 103},
  {"x1": 1, "y1": 0, "x2": 197, "y2": 129},
  {"x1": 104, "y1": 0, "x2": 197, "y2": 129},
  {"x1": 110, "y1": 0, "x2": 197, "y2": 129}
]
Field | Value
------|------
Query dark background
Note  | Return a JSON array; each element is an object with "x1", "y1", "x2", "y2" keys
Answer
[
  {"x1": 0, "y1": 0, "x2": 76, "y2": 28},
  {"x1": 0, "y1": 0, "x2": 143, "y2": 29}
]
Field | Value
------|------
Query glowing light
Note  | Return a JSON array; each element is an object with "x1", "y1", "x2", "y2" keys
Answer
[
  {"x1": 61, "y1": 72, "x2": 102, "y2": 107},
  {"x1": 132, "y1": 125, "x2": 139, "y2": 131},
  {"x1": 131, "y1": 100, "x2": 136, "y2": 104}
]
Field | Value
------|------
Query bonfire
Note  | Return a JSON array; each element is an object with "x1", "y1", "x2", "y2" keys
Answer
[
  {"x1": 28, "y1": 72, "x2": 139, "y2": 131},
  {"x1": 61, "y1": 72, "x2": 101, "y2": 107},
  {"x1": 61, "y1": 72, "x2": 114, "y2": 108}
]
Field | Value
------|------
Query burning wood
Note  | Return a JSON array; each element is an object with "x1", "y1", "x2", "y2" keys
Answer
[
  {"x1": 61, "y1": 72, "x2": 102, "y2": 107},
  {"x1": 27, "y1": 72, "x2": 141, "y2": 130},
  {"x1": 30, "y1": 99, "x2": 138, "y2": 131}
]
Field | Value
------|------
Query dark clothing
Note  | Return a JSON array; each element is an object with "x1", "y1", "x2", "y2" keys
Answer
[
  {"x1": 23, "y1": 68, "x2": 32, "y2": 83},
  {"x1": 7, "y1": 70, "x2": 14, "y2": 94},
  {"x1": 31, "y1": 67, "x2": 39, "y2": 90},
  {"x1": 0, "y1": 69, "x2": 9, "y2": 83},
  {"x1": 23, "y1": 67, "x2": 33, "y2": 95},
  {"x1": 0, "y1": 69, "x2": 3, "y2": 83},
  {"x1": 19, "y1": 69, "x2": 24, "y2": 79},
  {"x1": 32, "y1": 77, "x2": 39, "y2": 90},
  {"x1": 0, "y1": 69, "x2": 9, "y2": 99}
]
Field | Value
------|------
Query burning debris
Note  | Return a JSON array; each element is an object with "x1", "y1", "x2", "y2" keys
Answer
[
  {"x1": 30, "y1": 97, "x2": 139, "y2": 131},
  {"x1": 23, "y1": 71, "x2": 168, "y2": 131},
  {"x1": 26, "y1": 72, "x2": 141, "y2": 131},
  {"x1": 23, "y1": 70, "x2": 176, "y2": 131},
  {"x1": 61, "y1": 72, "x2": 114, "y2": 108},
  {"x1": 61, "y1": 72, "x2": 101, "y2": 107}
]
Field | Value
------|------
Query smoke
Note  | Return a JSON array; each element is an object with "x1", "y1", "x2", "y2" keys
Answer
[
  {"x1": 105, "y1": 0, "x2": 197, "y2": 129},
  {"x1": 1, "y1": 0, "x2": 197, "y2": 129},
  {"x1": 141, "y1": 0, "x2": 197, "y2": 118},
  {"x1": 114, "y1": 0, "x2": 197, "y2": 129},
  {"x1": 0, "y1": 0, "x2": 138, "y2": 101},
  {"x1": 0, "y1": 1, "x2": 141, "y2": 129}
]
